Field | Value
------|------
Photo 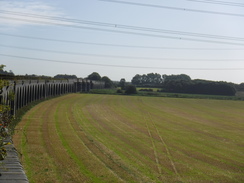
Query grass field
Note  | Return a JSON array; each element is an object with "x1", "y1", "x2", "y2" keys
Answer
[
  {"x1": 90, "y1": 88, "x2": 244, "y2": 100},
  {"x1": 13, "y1": 94, "x2": 244, "y2": 183}
]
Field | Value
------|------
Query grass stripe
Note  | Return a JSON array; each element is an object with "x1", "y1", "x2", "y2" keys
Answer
[{"x1": 54, "y1": 97, "x2": 105, "y2": 183}]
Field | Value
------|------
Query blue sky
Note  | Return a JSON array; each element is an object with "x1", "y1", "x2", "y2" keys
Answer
[{"x1": 0, "y1": 0, "x2": 244, "y2": 83}]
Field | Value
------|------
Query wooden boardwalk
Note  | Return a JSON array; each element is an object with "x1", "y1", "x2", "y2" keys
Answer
[{"x1": 0, "y1": 138, "x2": 29, "y2": 183}]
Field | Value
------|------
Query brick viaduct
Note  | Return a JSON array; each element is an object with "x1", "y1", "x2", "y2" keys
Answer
[{"x1": 0, "y1": 78, "x2": 105, "y2": 115}]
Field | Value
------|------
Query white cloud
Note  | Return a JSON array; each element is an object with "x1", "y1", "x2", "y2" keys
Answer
[{"x1": 0, "y1": 0, "x2": 69, "y2": 28}]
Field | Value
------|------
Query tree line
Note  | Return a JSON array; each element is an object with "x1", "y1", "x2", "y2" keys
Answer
[
  {"x1": 132, "y1": 73, "x2": 238, "y2": 96},
  {"x1": 1, "y1": 64, "x2": 242, "y2": 96}
]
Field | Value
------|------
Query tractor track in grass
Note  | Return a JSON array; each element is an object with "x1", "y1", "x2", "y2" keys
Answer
[
  {"x1": 137, "y1": 100, "x2": 179, "y2": 173},
  {"x1": 135, "y1": 97, "x2": 183, "y2": 182},
  {"x1": 144, "y1": 114, "x2": 163, "y2": 180},
  {"x1": 147, "y1": 112, "x2": 182, "y2": 181},
  {"x1": 110, "y1": 96, "x2": 201, "y2": 181},
  {"x1": 141, "y1": 107, "x2": 181, "y2": 182},
  {"x1": 140, "y1": 98, "x2": 243, "y2": 180}
]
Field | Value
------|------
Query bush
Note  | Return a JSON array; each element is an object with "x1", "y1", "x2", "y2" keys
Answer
[
  {"x1": 117, "y1": 89, "x2": 123, "y2": 93},
  {"x1": 139, "y1": 88, "x2": 153, "y2": 92},
  {"x1": 125, "y1": 85, "x2": 137, "y2": 95}
]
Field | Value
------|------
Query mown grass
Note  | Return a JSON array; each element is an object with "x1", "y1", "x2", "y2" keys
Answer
[{"x1": 13, "y1": 94, "x2": 244, "y2": 183}]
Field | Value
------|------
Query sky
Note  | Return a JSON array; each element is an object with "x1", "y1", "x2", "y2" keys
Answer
[{"x1": 0, "y1": 0, "x2": 244, "y2": 84}]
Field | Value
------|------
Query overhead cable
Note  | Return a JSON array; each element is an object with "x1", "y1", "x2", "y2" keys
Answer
[
  {"x1": 1, "y1": 33, "x2": 243, "y2": 50},
  {"x1": 0, "y1": 44, "x2": 244, "y2": 62},
  {"x1": 1, "y1": 17, "x2": 244, "y2": 46},
  {"x1": 184, "y1": 0, "x2": 244, "y2": 7},
  {"x1": 99, "y1": 0, "x2": 244, "y2": 17},
  {"x1": 0, "y1": 44, "x2": 243, "y2": 61},
  {"x1": 1, "y1": 53, "x2": 243, "y2": 70},
  {"x1": 0, "y1": 10, "x2": 244, "y2": 42}
]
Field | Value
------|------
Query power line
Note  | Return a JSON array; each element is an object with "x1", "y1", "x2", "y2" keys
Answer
[
  {"x1": 99, "y1": 0, "x2": 244, "y2": 17},
  {"x1": 184, "y1": 0, "x2": 244, "y2": 7},
  {"x1": 1, "y1": 10, "x2": 244, "y2": 44},
  {"x1": 1, "y1": 32, "x2": 243, "y2": 50},
  {"x1": 0, "y1": 44, "x2": 243, "y2": 61},
  {"x1": 1, "y1": 53, "x2": 243, "y2": 70},
  {"x1": 1, "y1": 10, "x2": 244, "y2": 42},
  {"x1": 1, "y1": 44, "x2": 243, "y2": 61},
  {"x1": 0, "y1": 10, "x2": 115, "y2": 28},
  {"x1": 1, "y1": 16, "x2": 244, "y2": 46}
]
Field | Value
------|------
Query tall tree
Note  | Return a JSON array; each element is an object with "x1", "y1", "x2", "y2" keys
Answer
[
  {"x1": 0, "y1": 65, "x2": 5, "y2": 71},
  {"x1": 87, "y1": 72, "x2": 101, "y2": 81},
  {"x1": 131, "y1": 74, "x2": 142, "y2": 85},
  {"x1": 147, "y1": 73, "x2": 163, "y2": 85},
  {"x1": 0, "y1": 65, "x2": 14, "y2": 76},
  {"x1": 119, "y1": 78, "x2": 126, "y2": 90},
  {"x1": 101, "y1": 76, "x2": 114, "y2": 88},
  {"x1": 131, "y1": 73, "x2": 163, "y2": 86}
]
